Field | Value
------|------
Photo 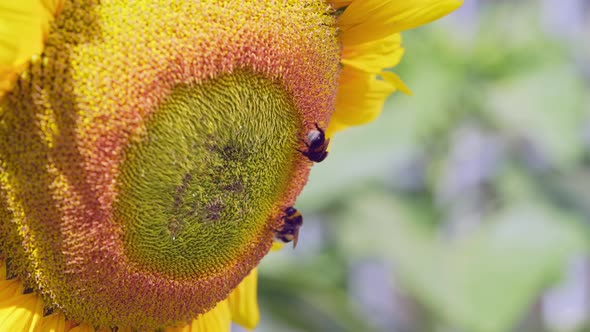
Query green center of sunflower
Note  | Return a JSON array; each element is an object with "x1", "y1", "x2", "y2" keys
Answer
[{"x1": 117, "y1": 71, "x2": 300, "y2": 278}]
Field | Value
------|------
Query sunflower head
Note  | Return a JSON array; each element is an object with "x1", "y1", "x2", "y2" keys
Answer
[{"x1": 0, "y1": 0, "x2": 339, "y2": 329}]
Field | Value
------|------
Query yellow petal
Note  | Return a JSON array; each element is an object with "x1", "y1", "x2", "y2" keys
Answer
[
  {"x1": 39, "y1": 0, "x2": 64, "y2": 19},
  {"x1": 341, "y1": 33, "x2": 404, "y2": 74},
  {"x1": 380, "y1": 71, "x2": 412, "y2": 96},
  {"x1": 0, "y1": 259, "x2": 5, "y2": 280},
  {"x1": 228, "y1": 268, "x2": 260, "y2": 329},
  {"x1": 0, "y1": 291, "x2": 44, "y2": 332},
  {"x1": 69, "y1": 322, "x2": 95, "y2": 332},
  {"x1": 166, "y1": 300, "x2": 231, "y2": 332},
  {"x1": 338, "y1": 0, "x2": 463, "y2": 46},
  {"x1": 0, "y1": 0, "x2": 63, "y2": 97},
  {"x1": 329, "y1": 66, "x2": 396, "y2": 135},
  {"x1": 34, "y1": 312, "x2": 66, "y2": 332},
  {"x1": 0, "y1": 279, "x2": 25, "y2": 299}
]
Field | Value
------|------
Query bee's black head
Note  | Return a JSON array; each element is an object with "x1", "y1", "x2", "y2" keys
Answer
[{"x1": 284, "y1": 206, "x2": 297, "y2": 216}]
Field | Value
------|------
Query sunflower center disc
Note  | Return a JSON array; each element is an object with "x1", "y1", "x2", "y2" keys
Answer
[{"x1": 117, "y1": 71, "x2": 300, "y2": 278}]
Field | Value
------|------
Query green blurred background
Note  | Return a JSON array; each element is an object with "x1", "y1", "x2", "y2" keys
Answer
[{"x1": 247, "y1": 1, "x2": 590, "y2": 331}]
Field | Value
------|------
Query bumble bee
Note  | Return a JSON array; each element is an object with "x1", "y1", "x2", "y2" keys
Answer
[
  {"x1": 274, "y1": 207, "x2": 303, "y2": 248},
  {"x1": 299, "y1": 123, "x2": 329, "y2": 162}
]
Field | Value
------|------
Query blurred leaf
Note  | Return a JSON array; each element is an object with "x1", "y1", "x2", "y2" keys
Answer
[
  {"x1": 258, "y1": 276, "x2": 371, "y2": 332},
  {"x1": 488, "y1": 64, "x2": 587, "y2": 169},
  {"x1": 258, "y1": 253, "x2": 375, "y2": 332},
  {"x1": 337, "y1": 191, "x2": 590, "y2": 332}
]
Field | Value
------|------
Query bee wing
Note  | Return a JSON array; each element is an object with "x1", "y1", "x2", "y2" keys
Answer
[{"x1": 292, "y1": 229, "x2": 299, "y2": 249}]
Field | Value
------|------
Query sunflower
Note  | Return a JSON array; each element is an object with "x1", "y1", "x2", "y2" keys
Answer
[{"x1": 0, "y1": 0, "x2": 461, "y2": 331}]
